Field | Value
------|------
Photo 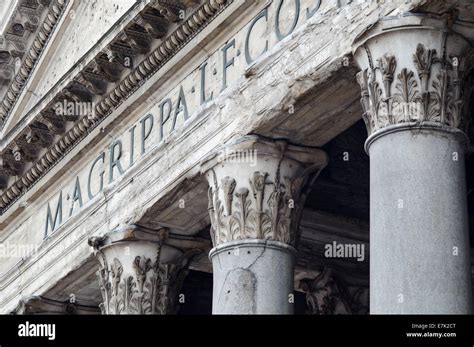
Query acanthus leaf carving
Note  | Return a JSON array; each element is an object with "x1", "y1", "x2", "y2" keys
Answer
[
  {"x1": 393, "y1": 68, "x2": 420, "y2": 123},
  {"x1": 301, "y1": 268, "x2": 368, "y2": 315},
  {"x1": 221, "y1": 176, "x2": 236, "y2": 216},
  {"x1": 414, "y1": 44, "x2": 436, "y2": 84},
  {"x1": 368, "y1": 71, "x2": 386, "y2": 130},
  {"x1": 356, "y1": 69, "x2": 374, "y2": 135},
  {"x1": 91, "y1": 241, "x2": 192, "y2": 315},
  {"x1": 356, "y1": 43, "x2": 466, "y2": 136},
  {"x1": 378, "y1": 53, "x2": 396, "y2": 101},
  {"x1": 208, "y1": 170, "x2": 312, "y2": 246},
  {"x1": 302, "y1": 268, "x2": 352, "y2": 315},
  {"x1": 204, "y1": 138, "x2": 327, "y2": 248},
  {"x1": 232, "y1": 187, "x2": 250, "y2": 240}
]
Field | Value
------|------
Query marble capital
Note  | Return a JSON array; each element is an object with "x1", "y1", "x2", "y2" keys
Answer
[
  {"x1": 300, "y1": 268, "x2": 369, "y2": 315},
  {"x1": 200, "y1": 135, "x2": 328, "y2": 248},
  {"x1": 352, "y1": 14, "x2": 474, "y2": 141},
  {"x1": 88, "y1": 225, "x2": 191, "y2": 314}
]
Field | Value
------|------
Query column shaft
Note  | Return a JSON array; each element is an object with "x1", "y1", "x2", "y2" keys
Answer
[
  {"x1": 201, "y1": 135, "x2": 327, "y2": 314},
  {"x1": 369, "y1": 127, "x2": 472, "y2": 313},
  {"x1": 353, "y1": 14, "x2": 473, "y2": 313},
  {"x1": 211, "y1": 240, "x2": 295, "y2": 314}
]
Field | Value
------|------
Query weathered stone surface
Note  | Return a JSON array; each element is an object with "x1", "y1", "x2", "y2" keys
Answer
[
  {"x1": 211, "y1": 239, "x2": 295, "y2": 314},
  {"x1": 368, "y1": 128, "x2": 472, "y2": 314},
  {"x1": 2, "y1": 0, "x2": 136, "y2": 133},
  {"x1": 88, "y1": 225, "x2": 194, "y2": 314},
  {"x1": 0, "y1": 0, "x2": 472, "y2": 314},
  {"x1": 11, "y1": 295, "x2": 100, "y2": 315}
]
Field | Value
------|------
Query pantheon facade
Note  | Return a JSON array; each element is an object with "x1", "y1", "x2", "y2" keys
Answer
[{"x1": 0, "y1": 0, "x2": 473, "y2": 315}]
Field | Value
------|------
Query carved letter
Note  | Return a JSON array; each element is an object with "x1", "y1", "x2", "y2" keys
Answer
[
  {"x1": 275, "y1": 0, "x2": 300, "y2": 41},
  {"x1": 140, "y1": 113, "x2": 154, "y2": 155},
  {"x1": 109, "y1": 140, "x2": 125, "y2": 184},
  {"x1": 306, "y1": 0, "x2": 321, "y2": 19},
  {"x1": 221, "y1": 39, "x2": 235, "y2": 91},
  {"x1": 159, "y1": 98, "x2": 172, "y2": 141},
  {"x1": 44, "y1": 191, "x2": 63, "y2": 239},
  {"x1": 199, "y1": 61, "x2": 213, "y2": 105},
  {"x1": 69, "y1": 176, "x2": 83, "y2": 217},
  {"x1": 172, "y1": 86, "x2": 189, "y2": 131},
  {"x1": 88, "y1": 152, "x2": 105, "y2": 200},
  {"x1": 245, "y1": 8, "x2": 268, "y2": 64},
  {"x1": 129, "y1": 125, "x2": 136, "y2": 166}
]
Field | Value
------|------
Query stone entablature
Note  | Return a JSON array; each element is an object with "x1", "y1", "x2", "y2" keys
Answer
[
  {"x1": 11, "y1": 295, "x2": 100, "y2": 314},
  {"x1": 0, "y1": 0, "x2": 437, "y2": 218},
  {"x1": 0, "y1": 0, "x2": 67, "y2": 126},
  {"x1": 0, "y1": 0, "x2": 229, "y2": 213},
  {"x1": 2, "y1": 0, "x2": 339, "y2": 239}
]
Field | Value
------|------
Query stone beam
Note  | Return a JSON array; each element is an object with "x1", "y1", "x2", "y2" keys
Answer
[{"x1": 11, "y1": 295, "x2": 100, "y2": 315}]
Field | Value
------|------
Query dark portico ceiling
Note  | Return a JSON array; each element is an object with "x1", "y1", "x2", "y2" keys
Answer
[{"x1": 306, "y1": 120, "x2": 370, "y2": 222}]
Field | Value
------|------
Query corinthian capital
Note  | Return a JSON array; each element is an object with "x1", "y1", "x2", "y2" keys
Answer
[
  {"x1": 200, "y1": 135, "x2": 327, "y2": 248},
  {"x1": 88, "y1": 226, "x2": 193, "y2": 315},
  {"x1": 352, "y1": 14, "x2": 474, "y2": 138}
]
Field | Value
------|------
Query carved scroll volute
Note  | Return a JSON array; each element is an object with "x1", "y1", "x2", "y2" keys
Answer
[
  {"x1": 88, "y1": 227, "x2": 195, "y2": 315},
  {"x1": 201, "y1": 136, "x2": 328, "y2": 248},
  {"x1": 352, "y1": 15, "x2": 472, "y2": 137}
]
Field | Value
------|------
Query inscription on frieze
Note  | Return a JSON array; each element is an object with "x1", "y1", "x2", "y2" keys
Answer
[{"x1": 42, "y1": 0, "x2": 326, "y2": 237}]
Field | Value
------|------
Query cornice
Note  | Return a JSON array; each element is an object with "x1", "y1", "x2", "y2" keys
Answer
[
  {"x1": 0, "y1": 0, "x2": 68, "y2": 128},
  {"x1": 0, "y1": 0, "x2": 232, "y2": 214}
]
